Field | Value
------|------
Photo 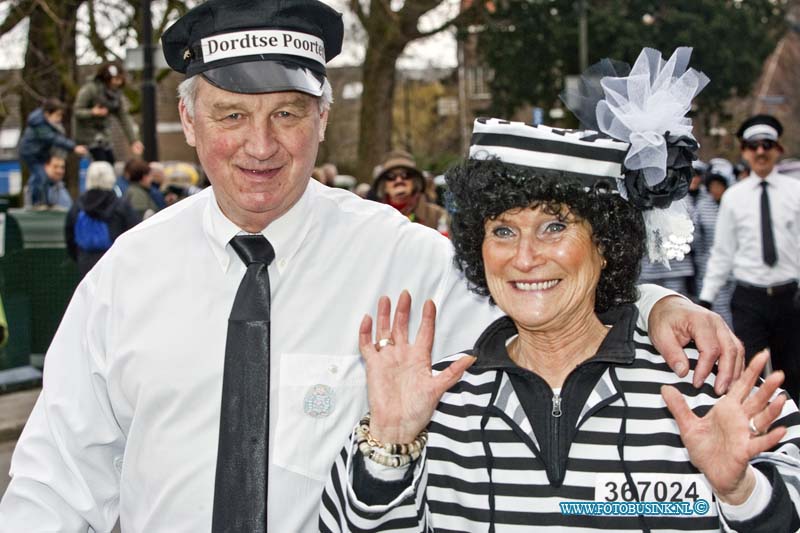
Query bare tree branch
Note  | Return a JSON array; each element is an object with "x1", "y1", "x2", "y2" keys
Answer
[
  {"x1": 33, "y1": 0, "x2": 60, "y2": 23},
  {"x1": 122, "y1": 0, "x2": 141, "y2": 45},
  {"x1": 157, "y1": 0, "x2": 191, "y2": 36},
  {"x1": 86, "y1": 0, "x2": 112, "y2": 59},
  {"x1": 349, "y1": 0, "x2": 368, "y2": 27},
  {"x1": 413, "y1": 1, "x2": 480, "y2": 39},
  {"x1": 378, "y1": 0, "x2": 396, "y2": 20},
  {"x1": 0, "y1": 0, "x2": 35, "y2": 36}
]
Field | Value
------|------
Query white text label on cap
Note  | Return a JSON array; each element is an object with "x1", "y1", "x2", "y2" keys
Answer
[{"x1": 201, "y1": 29, "x2": 325, "y2": 67}]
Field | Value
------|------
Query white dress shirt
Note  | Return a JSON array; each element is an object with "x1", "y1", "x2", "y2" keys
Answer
[
  {"x1": 700, "y1": 170, "x2": 800, "y2": 302},
  {"x1": 0, "y1": 180, "x2": 668, "y2": 532}
]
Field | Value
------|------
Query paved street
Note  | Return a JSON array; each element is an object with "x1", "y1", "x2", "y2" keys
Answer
[
  {"x1": 1, "y1": 439, "x2": 14, "y2": 495},
  {"x1": 0, "y1": 388, "x2": 38, "y2": 498}
]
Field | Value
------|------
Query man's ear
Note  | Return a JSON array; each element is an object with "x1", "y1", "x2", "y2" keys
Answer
[{"x1": 178, "y1": 99, "x2": 197, "y2": 147}]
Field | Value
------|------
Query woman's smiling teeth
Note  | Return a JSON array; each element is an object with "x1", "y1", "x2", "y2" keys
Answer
[{"x1": 513, "y1": 280, "x2": 560, "y2": 291}]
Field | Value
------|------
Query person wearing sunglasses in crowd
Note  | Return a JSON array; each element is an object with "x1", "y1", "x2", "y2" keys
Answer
[
  {"x1": 372, "y1": 150, "x2": 449, "y2": 233},
  {"x1": 700, "y1": 115, "x2": 800, "y2": 403}
]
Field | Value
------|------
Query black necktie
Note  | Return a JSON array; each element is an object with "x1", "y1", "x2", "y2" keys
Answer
[
  {"x1": 212, "y1": 235, "x2": 275, "y2": 533},
  {"x1": 760, "y1": 181, "x2": 777, "y2": 266}
]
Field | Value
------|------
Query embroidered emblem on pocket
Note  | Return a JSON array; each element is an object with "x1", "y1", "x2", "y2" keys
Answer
[{"x1": 303, "y1": 384, "x2": 336, "y2": 418}]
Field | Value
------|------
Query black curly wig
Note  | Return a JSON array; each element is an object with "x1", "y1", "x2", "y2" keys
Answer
[{"x1": 446, "y1": 158, "x2": 645, "y2": 313}]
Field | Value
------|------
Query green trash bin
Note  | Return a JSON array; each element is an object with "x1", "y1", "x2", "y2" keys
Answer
[{"x1": 0, "y1": 206, "x2": 79, "y2": 370}]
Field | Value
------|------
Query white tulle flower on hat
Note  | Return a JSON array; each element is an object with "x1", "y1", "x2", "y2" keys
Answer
[{"x1": 596, "y1": 47, "x2": 709, "y2": 187}]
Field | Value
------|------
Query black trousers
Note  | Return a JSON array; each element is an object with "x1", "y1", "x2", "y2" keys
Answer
[{"x1": 731, "y1": 282, "x2": 800, "y2": 402}]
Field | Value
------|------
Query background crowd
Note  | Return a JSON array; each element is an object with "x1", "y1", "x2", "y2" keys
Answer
[
  {"x1": 17, "y1": 77, "x2": 797, "y2": 356},
  {"x1": 13, "y1": 51, "x2": 799, "y2": 409}
]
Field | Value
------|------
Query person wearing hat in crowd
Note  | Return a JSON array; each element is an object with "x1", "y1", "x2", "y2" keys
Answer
[
  {"x1": 693, "y1": 158, "x2": 735, "y2": 325},
  {"x1": 74, "y1": 62, "x2": 144, "y2": 164},
  {"x1": 0, "y1": 2, "x2": 743, "y2": 531},
  {"x1": 161, "y1": 161, "x2": 203, "y2": 207},
  {"x1": 700, "y1": 114, "x2": 800, "y2": 402},
  {"x1": 683, "y1": 159, "x2": 709, "y2": 298},
  {"x1": 686, "y1": 159, "x2": 709, "y2": 209},
  {"x1": 373, "y1": 150, "x2": 450, "y2": 233},
  {"x1": 64, "y1": 161, "x2": 141, "y2": 279}
]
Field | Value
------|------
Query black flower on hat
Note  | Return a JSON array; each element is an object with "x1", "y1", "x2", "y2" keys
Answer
[{"x1": 622, "y1": 135, "x2": 696, "y2": 210}]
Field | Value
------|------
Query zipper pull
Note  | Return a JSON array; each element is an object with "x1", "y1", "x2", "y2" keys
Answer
[{"x1": 552, "y1": 393, "x2": 562, "y2": 418}]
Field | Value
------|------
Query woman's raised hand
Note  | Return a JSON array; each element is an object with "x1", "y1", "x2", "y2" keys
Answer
[
  {"x1": 360, "y1": 290, "x2": 476, "y2": 444},
  {"x1": 661, "y1": 351, "x2": 788, "y2": 505}
]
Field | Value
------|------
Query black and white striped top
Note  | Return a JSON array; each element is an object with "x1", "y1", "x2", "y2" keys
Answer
[
  {"x1": 692, "y1": 193, "x2": 722, "y2": 287},
  {"x1": 320, "y1": 307, "x2": 800, "y2": 532}
]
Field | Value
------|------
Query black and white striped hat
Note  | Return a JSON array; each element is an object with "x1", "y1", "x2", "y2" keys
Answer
[{"x1": 469, "y1": 118, "x2": 629, "y2": 192}]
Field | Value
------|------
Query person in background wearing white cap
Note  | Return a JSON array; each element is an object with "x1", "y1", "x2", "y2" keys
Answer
[
  {"x1": 700, "y1": 114, "x2": 800, "y2": 402},
  {"x1": 64, "y1": 161, "x2": 140, "y2": 279},
  {"x1": 73, "y1": 62, "x2": 144, "y2": 164},
  {"x1": 0, "y1": 2, "x2": 742, "y2": 531},
  {"x1": 686, "y1": 159, "x2": 709, "y2": 210},
  {"x1": 693, "y1": 158, "x2": 735, "y2": 326}
]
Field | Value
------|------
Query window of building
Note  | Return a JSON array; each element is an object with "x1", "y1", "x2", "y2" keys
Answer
[{"x1": 467, "y1": 66, "x2": 493, "y2": 99}]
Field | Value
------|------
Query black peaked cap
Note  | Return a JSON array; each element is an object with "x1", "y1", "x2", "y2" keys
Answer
[
  {"x1": 162, "y1": 0, "x2": 343, "y2": 79},
  {"x1": 736, "y1": 114, "x2": 783, "y2": 140}
]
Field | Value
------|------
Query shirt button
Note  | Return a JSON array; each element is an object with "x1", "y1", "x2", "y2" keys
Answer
[
  {"x1": 278, "y1": 259, "x2": 287, "y2": 269},
  {"x1": 329, "y1": 365, "x2": 338, "y2": 374}
]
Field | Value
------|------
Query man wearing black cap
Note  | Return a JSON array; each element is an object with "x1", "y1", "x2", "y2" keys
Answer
[
  {"x1": 0, "y1": 1, "x2": 744, "y2": 531},
  {"x1": 700, "y1": 114, "x2": 800, "y2": 400}
]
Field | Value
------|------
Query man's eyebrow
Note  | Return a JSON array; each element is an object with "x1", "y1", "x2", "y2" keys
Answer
[
  {"x1": 273, "y1": 95, "x2": 315, "y2": 110},
  {"x1": 210, "y1": 101, "x2": 249, "y2": 113},
  {"x1": 208, "y1": 96, "x2": 315, "y2": 113}
]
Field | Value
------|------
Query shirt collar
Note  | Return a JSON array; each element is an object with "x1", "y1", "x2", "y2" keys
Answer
[
  {"x1": 747, "y1": 168, "x2": 781, "y2": 187},
  {"x1": 202, "y1": 181, "x2": 315, "y2": 273},
  {"x1": 471, "y1": 304, "x2": 638, "y2": 371}
]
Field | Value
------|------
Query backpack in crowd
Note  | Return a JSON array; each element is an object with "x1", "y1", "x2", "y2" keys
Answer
[{"x1": 74, "y1": 210, "x2": 113, "y2": 252}]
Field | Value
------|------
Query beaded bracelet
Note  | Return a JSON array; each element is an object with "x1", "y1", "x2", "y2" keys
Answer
[{"x1": 355, "y1": 413, "x2": 428, "y2": 468}]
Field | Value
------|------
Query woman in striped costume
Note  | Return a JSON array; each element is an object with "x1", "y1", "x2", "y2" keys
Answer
[{"x1": 320, "y1": 49, "x2": 800, "y2": 533}]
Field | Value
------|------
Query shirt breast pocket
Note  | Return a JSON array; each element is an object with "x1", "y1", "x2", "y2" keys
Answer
[{"x1": 273, "y1": 353, "x2": 367, "y2": 481}]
